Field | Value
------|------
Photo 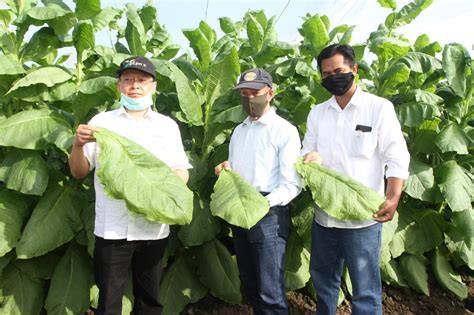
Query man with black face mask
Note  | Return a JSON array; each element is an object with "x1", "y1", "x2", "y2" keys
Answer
[
  {"x1": 301, "y1": 44, "x2": 410, "y2": 314},
  {"x1": 214, "y1": 68, "x2": 301, "y2": 315}
]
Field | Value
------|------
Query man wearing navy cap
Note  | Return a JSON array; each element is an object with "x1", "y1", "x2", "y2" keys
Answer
[
  {"x1": 69, "y1": 56, "x2": 191, "y2": 315},
  {"x1": 215, "y1": 68, "x2": 301, "y2": 314}
]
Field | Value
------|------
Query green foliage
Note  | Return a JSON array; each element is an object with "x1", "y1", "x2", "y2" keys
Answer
[
  {"x1": 210, "y1": 169, "x2": 269, "y2": 229},
  {"x1": 296, "y1": 160, "x2": 384, "y2": 221},
  {"x1": 94, "y1": 128, "x2": 194, "y2": 225},
  {"x1": 0, "y1": 1, "x2": 472, "y2": 313}
]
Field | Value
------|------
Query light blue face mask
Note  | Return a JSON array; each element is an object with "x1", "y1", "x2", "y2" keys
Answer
[{"x1": 120, "y1": 93, "x2": 153, "y2": 111}]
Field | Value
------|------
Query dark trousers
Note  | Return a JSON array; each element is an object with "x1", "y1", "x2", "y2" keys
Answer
[
  {"x1": 93, "y1": 236, "x2": 168, "y2": 315},
  {"x1": 231, "y1": 205, "x2": 289, "y2": 315}
]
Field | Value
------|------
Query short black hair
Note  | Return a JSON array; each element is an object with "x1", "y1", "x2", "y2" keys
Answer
[{"x1": 317, "y1": 44, "x2": 356, "y2": 73}]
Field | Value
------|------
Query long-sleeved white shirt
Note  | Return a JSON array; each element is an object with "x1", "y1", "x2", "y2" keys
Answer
[
  {"x1": 84, "y1": 107, "x2": 192, "y2": 240},
  {"x1": 302, "y1": 87, "x2": 410, "y2": 228},
  {"x1": 229, "y1": 107, "x2": 302, "y2": 207}
]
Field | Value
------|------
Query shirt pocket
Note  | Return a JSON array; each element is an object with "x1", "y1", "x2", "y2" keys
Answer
[{"x1": 351, "y1": 130, "x2": 377, "y2": 159}]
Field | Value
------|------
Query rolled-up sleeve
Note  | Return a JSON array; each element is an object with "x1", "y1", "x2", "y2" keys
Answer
[{"x1": 377, "y1": 101, "x2": 410, "y2": 179}]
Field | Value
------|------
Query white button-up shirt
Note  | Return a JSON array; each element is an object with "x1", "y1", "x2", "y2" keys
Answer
[
  {"x1": 302, "y1": 87, "x2": 410, "y2": 228},
  {"x1": 84, "y1": 107, "x2": 192, "y2": 240},
  {"x1": 229, "y1": 107, "x2": 302, "y2": 207}
]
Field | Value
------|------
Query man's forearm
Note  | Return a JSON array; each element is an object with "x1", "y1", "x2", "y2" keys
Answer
[
  {"x1": 69, "y1": 145, "x2": 90, "y2": 179},
  {"x1": 386, "y1": 177, "x2": 404, "y2": 202},
  {"x1": 174, "y1": 169, "x2": 189, "y2": 184}
]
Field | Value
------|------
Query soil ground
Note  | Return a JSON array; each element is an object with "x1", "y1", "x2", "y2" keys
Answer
[{"x1": 184, "y1": 272, "x2": 473, "y2": 315}]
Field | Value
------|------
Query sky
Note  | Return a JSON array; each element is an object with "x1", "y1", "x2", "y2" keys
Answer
[{"x1": 95, "y1": 0, "x2": 473, "y2": 54}]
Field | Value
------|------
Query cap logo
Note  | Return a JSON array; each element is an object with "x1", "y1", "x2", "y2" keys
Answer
[
  {"x1": 124, "y1": 59, "x2": 147, "y2": 68},
  {"x1": 243, "y1": 72, "x2": 257, "y2": 81}
]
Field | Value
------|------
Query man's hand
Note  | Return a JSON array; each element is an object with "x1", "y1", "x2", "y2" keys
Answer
[
  {"x1": 303, "y1": 151, "x2": 323, "y2": 164},
  {"x1": 214, "y1": 161, "x2": 231, "y2": 176},
  {"x1": 373, "y1": 198, "x2": 398, "y2": 222},
  {"x1": 74, "y1": 124, "x2": 98, "y2": 147}
]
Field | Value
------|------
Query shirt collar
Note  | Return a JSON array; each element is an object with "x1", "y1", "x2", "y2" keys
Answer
[
  {"x1": 116, "y1": 106, "x2": 153, "y2": 119},
  {"x1": 327, "y1": 86, "x2": 363, "y2": 111},
  {"x1": 243, "y1": 106, "x2": 277, "y2": 125}
]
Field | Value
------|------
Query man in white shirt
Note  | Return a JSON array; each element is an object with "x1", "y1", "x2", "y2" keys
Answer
[
  {"x1": 215, "y1": 68, "x2": 301, "y2": 315},
  {"x1": 301, "y1": 44, "x2": 410, "y2": 314},
  {"x1": 69, "y1": 56, "x2": 191, "y2": 315}
]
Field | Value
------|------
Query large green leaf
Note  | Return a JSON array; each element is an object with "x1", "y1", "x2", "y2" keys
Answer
[
  {"x1": 183, "y1": 27, "x2": 211, "y2": 72},
  {"x1": 210, "y1": 169, "x2": 269, "y2": 229},
  {"x1": 0, "y1": 190, "x2": 29, "y2": 257},
  {"x1": 0, "y1": 55, "x2": 24, "y2": 75},
  {"x1": 26, "y1": 3, "x2": 69, "y2": 20},
  {"x1": 196, "y1": 239, "x2": 241, "y2": 304},
  {"x1": 0, "y1": 264, "x2": 44, "y2": 315},
  {"x1": 300, "y1": 14, "x2": 328, "y2": 57},
  {"x1": 404, "y1": 158, "x2": 440, "y2": 202},
  {"x1": 431, "y1": 247, "x2": 468, "y2": 300},
  {"x1": 73, "y1": 21, "x2": 95, "y2": 57},
  {"x1": 284, "y1": 230, "x2": 310, "y2": 291},
  {"x1": 377, "y1": 62, "x2": 410, "y2": 96},
  {"x1": 0, "y1": 108, "x2": 74, "y2": 154},
  {"x1": 74, "y1": 0, "x2": 100, "y2": 20},
  {"x1": 296, "y1": 161, "x2": 384, "y2": 221},
  {"x1": 290, "y1": 193, "x2": 314, "y2": 251},
  {"x1": 78, "y1": 76, "x2": 117, "y2": 94},
  {"x1": 13, "y1": 252, "x2": 61, "y2": 281},
  {"x1": 369, "y1": 35, "x2": 411, "y2": 61},
  {"x1": 212, "y1": 105, "x2": 246, "y2": 124},
  {"x1": 0, "y1": 149, "x2": 49, "y2": 196},
  {"x1": 246, "y1": 14, "x2": 264, "y2": 53},
  {"x1": 7, "y1": 66, "x2": 72, "y2": 94},
  {"x1": 399, "y1": 254, "x2": 429, "y2": 296},
  {"x1": 445, "y1": 209, "x2": 473, "y2": 269},
  {"x1": 385, "y1": 0, "x2": 433, "y2": 29},
  {"x1": 178, "y1": 198, "x2": 220, "y2": 247},
  {"x1": 45, "y1": 243, "x2": 93, "y2": 315},
  {"x1": 434, "y1": 122, "x2": 470, "y2": 155},
  {"x1": 389, "y1": 206, "x2": 446, "y2": 258},
  {"x1": 254, "y1": 41, "x2": 295, "y2": 67},
  {"x1": 411, "y1": 119, "x2": 440, "y2": 154},
  {"x1": 398, "y1": 52, "x2": 442, "y2": 73},
  {"x1": 204, "y1": 47, "x2": 240, "y2": 115},
  {"x1": 94, "y1": 128, "x2": 193, "y2": 225},
  {"x1": 219, "y1": 17, "x2": 237, "y2": 34},
  {"x1": 15, "y1": 186, "x2": 84, "y2": 259},
  {"x1": 442, "y1": 43, "x2": 471, "y2": 98},
  {"x1": 435, "y1": 161, "x2": 472, "y2": 212},
  {"x1": 124, "y1": 4, "x2": 146, "y2": 55},
  {"x1": 154, "y1": 60, "x2": 203, "y2": 126},
  {"x1": 160, "y1": 255, "x2": 208, "y2": 315},
  {"x1": 26, "y1": 4, "x2": 76, "y2": 35},
  {"x1": 404, "y1": 88, "x2": 444, "y2": 105},
  {"x1": 380, "y1": 257, "x2": 407, "y2": 287},
  {"x1": 92, "y1": 7, "x2": 119, "y2": 31},
  {"x1": 395, "y1": 101, "x2": 440, "y2": 127}
]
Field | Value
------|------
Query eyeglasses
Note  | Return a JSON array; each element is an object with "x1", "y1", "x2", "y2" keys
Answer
[{"x1": 120, "y1": 78, "x2": 155, "y2": 86}]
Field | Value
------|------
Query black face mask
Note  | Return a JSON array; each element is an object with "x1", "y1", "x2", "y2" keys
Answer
[{"x1": 321, "y1": 72, "x2": 355, "y2": 96}]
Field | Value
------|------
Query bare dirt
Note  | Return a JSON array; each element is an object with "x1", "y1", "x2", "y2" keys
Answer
[{"x1": 184, "y1": 272, "x2": 473, "y2": 315}]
